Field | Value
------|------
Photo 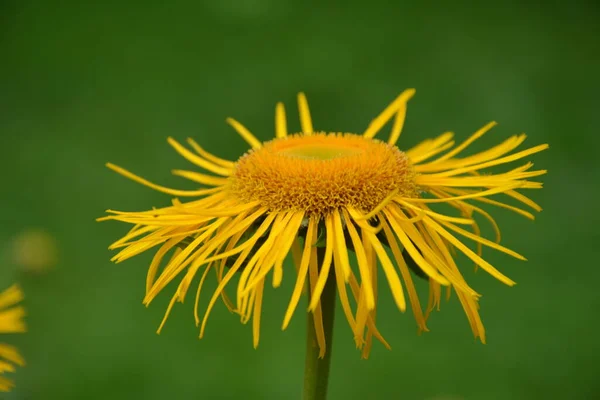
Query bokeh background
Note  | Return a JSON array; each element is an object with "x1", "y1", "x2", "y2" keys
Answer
[{"x1": 1, "y1": 1, "x2": 599, "y2": 399}]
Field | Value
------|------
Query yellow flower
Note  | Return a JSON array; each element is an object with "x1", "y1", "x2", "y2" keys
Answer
[
  {"x1": 0, "y1": 284, "x2": 26, "y2": 392},
  {"x1": 100, "y1": 89, "x2": 547, "y2": 358}
]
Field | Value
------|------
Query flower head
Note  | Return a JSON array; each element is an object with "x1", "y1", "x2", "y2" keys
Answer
[
  {"x1": 100, "y1": 90, "x2": 547, "y2": 358},
  {"x1": 0, "y1": 284, "x2": 26, "y2": 391}
]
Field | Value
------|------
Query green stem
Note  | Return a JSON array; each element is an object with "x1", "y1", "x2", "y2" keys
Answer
[{"x1": 302, "y1": 251, "x2": 336, "y2": 400}]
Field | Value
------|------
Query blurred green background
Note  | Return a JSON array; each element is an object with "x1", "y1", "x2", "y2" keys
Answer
[{"x1": 1, "y1": 1, "x2": 599, "y2": 399}]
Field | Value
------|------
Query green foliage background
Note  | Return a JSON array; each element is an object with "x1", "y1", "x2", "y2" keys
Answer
[{"x1": 1, "y1": 1, "x2": 598, "y2": 399}]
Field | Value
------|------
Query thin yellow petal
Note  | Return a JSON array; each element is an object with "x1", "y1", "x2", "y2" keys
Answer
[
  {"x1": 387, "y1": 95, "x2": 410, "y2": 145},
  {"x1": 308, "y1": 245, "x2": 326, "y2": 357},
  {"x1": 364, "y1": 229, "x2": 406, "y2": 312},
  {"x1": 332, "y1": 210, "x2": 351, "y2": 281},
  {"x1": 441, "y1": 187, "x2": 535, "y2": 220},
  {"x1": 409, "y1": 139, "x2": 455, "y2": 164},
  {"x1": 0, "y1": 345, "x2": 24, "y2": 366},
  {"x1": 438, "y1": 219, "x2": 525, "y2": 260},
  {"x1": 145, "y1": 237, "x2": 181, "y2": 293},
  {"x1": 428, "y1": 144, "x2": 549, "y2": 178},
  {"x1": 396, "y1": 199, "x2": 475, "y2": 225},
  {"x1": 193, "y1": 264, "x2": 214, "y2": 326},
  {"x1": 353, "y1": 286, "x2": 369, "y2": 347},
  {"x1": 504, "y1": 189, "x2": 543, "y2": 211},
  {"x1": 407, "y1": 183, "x2": 523, "y2": 203},
  {"x1": 156, "y1": 291, "x2": 179, "y2": 334},
  {"x1": 282, "y1": 218, "x2": 316, "y2": 329},
  {"x1": 343, "y1": 211, "x2": 376, "y2": 309},
  {"x1": 252, "y1": 280, "x2": 265, "y2": 348},
  {"x1": 275, "y1": 102, "x2": 288, "y2": 138},
  {"x1": 381, "y1": 220, "x2": 427, "y2": 332},
  {"x1": 171, "y1": 170, "x2": 229, "y2": 186},
  {"x1": 308, "y1": 216, "x2": 335, "y2": 311},
  {"x1": 106, "y1": 163, "x2": 225, "y2": 196},
  {"x1": 297, "y1": 92, "x2": 314, "y2": 134},
  {"x1": 273, "y1": 212, "x2": 305, "y2": 287},
  {"x1": 0, "y1": 285, "x2": 24, "y2": 310},
  {"x1": 364, "y1": 89, "x2": 416, "y2": 139},
  {"x1": 431, "y1": 121, "x2": 497, "y2": 163},
  {"x1": 383, "y1": 208, "x2": 450, "y2": 286},
  {"x1": 406, "y1": 132, "x2": 454, "y2": 161},
  {"x1": 226, "y1": 117, "x2": 263, "y2": 149},
  {"x1": 167, "y1": 138, "x2": 233, "y2": 176},
  {"x1": 332, "y1": 240, "x2": 357, "y2": 331},
  {"x1": 186, "y1": 138, "x2": 235, "y2": 168},
  {"x1": 346, "y1": 207, "x2": 381, "y2": 233},
  {"x1": 422, "y1": 216, "x2": 516, "y2": 286}
]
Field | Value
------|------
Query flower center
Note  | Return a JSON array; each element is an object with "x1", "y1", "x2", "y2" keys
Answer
[
  {"x1": 230, "y1": 132, "x2": 417, "y2": 216},
  {"x1": 279, "y1": 143, "x2": 363, "y2": 160}
]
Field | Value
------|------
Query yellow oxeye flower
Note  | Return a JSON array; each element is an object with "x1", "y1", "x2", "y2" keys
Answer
[
  {"x1": 0, "y1": 284, "x2": 26, "y2": 392},
  {"x1": 100, "y1": 90, "x2": 547, "y2": 358}
]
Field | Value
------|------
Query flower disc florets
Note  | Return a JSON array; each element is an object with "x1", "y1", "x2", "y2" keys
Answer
[{"x1": 230, "y1": 132, "x2": 418, "y2": 217}]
